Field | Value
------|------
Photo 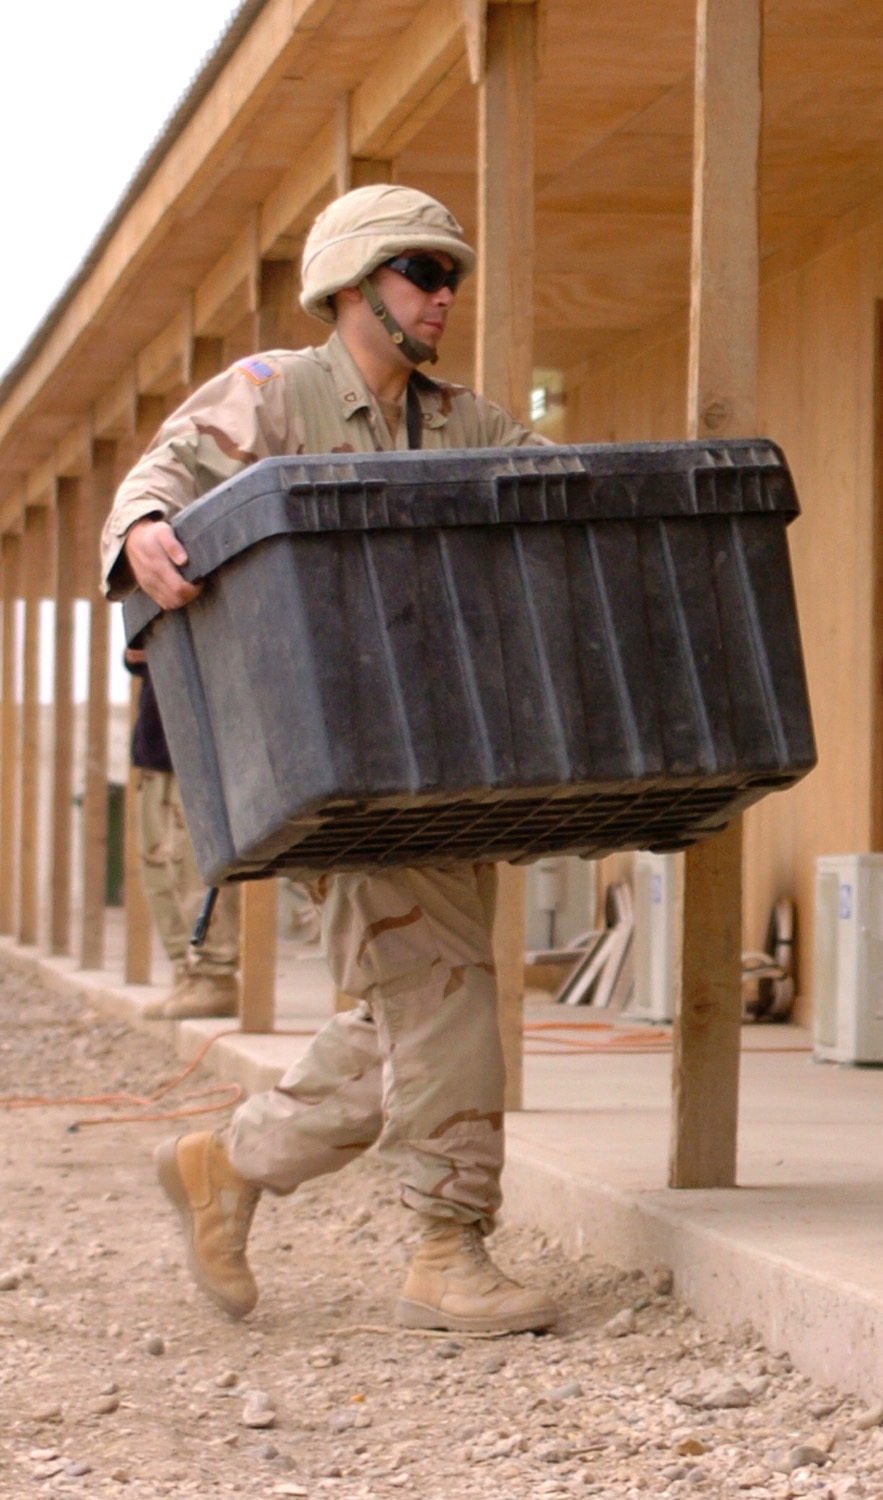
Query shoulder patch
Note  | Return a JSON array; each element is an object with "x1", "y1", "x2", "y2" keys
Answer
[{"x1": 236, "y1": 357, "x2": 279, "y2": 386}]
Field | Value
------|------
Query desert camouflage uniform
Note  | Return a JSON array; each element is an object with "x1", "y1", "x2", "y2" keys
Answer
[
  {"x1": 138, "y1": 768, "x2": 240, "y2": 976},
  {"x1": 102, "y1": 331, "x2": 545, "y2": 1230}
]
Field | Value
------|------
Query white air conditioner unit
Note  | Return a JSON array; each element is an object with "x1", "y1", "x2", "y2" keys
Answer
[
  {"x1": 813, "y1": 854, "x2": 883, "y2": 1064},
  {"x1": 627, "y1": 851, "x2": 679, "y2": 1022}
]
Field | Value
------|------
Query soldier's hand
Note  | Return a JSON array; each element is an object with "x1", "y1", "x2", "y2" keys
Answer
[{"x1": 123, "y1": 518, "x2": 203, "y2": 610}]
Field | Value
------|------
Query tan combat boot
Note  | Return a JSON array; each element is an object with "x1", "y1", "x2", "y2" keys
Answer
[
  {"x1": 396, "y1": 1218, "x2": 558, "y2": 1334},
  {"x1": 143, "y1": 972, "x2": 239, "y2": 1021},
  {"x1": 155, "y1": 1131, "x2": 260, "y2": 1318}
]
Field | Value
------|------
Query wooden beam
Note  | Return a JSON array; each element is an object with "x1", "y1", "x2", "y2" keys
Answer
[
  {"x1": 0, "y1": 0, "x2": 342, "y2": 451},
  {"x1": 336, "y1": 91, "x2": 394, "y2": 194},
  {"x1": 260, "y1": 0, "x2": 470, "y2": 254},
  {"x1": 50, "y1": 478, "x2": 77, "y2": 956},
  {"x1": 686, "y1": 3, "x2": 760, "y2": 438},
  {"x1": 335, "y1": 96, "x2": 353, "y2": 196},
  {"x1": 136, "y1": 309, "x2": 190, "y2": 397},
  {"x1": 55, "y1": 421, "x2": 92, "y2": 480},
  {"x1": 120, "y1": 391, "x2": 168, "y2": 987},
  {"x1": 17, "y1": 508, "x2": 45, "y2": 946},
  {"x1": 79, "y1": 440, "x2": 116, "y2": 971},
  {"x1": 461, "y1": 0, "x2": 486, "y2": 84},
  {"x1": 239, "y1": 881, "x2": 277, "y2": 1033},
  {"x1": 669, "y1": 0, "x2": 761, "y2": 1190},
  {"x1": 25, "y1": 460, "x2": 56, "y2": 512},
  {"x1": 476, "y1": 2, "x2": 536, "y2": 420},
  {"x1": 193, "y1": 220, "x2": 261, "y2": 339},
  {"x1": 0, "y1": 534, "x2": 20, "y2": 934},
  {"x1": 257, "y1": 259, "x2": 298, "y2": 350},
  {"x1": 135, "y1": 394, "x2": 167, "y2": 453},
  {"x1": 873, "y1": 306, "x2": 883, "y2": 850},
  {"x1": 189, "y1": 337, "x2": 226, "y2": 389},
  {"x1": 93, "y1": 368, "x2": 138, "y2": 441},
  {"x1": 231, "y1": 260, "x2": 309, "y2": 1032},
  {"x1": 352, "y1": 158, "x2": 394, "y2": 189},
  {"x1": 123, "y1": 672, "x2": 152, "y2": 985},
  {"x1": 125, "y1": 0, "x2": 474, "y2": 377},
  {"x1": 349, "y1": 0, "x2": 468, "y2": 163},
  {"x1": 0, "y1": 0, "x2": 478, "y2": 472},
  {"x1": 0, "y1": 491, "x2": 25, "y2": 537},
  {"x1": 476, "y1": 1, "x2": 538, "y2": 1112},
  {"x1": 259, "y1": 118, "x2": 340, "y2": 255}
]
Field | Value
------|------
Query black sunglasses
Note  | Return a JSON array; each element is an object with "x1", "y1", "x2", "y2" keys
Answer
[{"x1": 384, "y1": 255, "x2": 461, "y2": 294}]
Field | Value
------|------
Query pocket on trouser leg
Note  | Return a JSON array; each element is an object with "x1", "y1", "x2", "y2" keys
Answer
[
  {"x1": 322, "y1": 865, "x2": 496, "y2": 999},
  {"x1": 373, "y1": 960, "x2": 504, "y2": 1227}
]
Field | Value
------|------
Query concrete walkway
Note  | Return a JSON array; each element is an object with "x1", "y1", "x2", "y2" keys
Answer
[{"x1": 4, "y1": 924, "x2": 883, "y2": 1404}]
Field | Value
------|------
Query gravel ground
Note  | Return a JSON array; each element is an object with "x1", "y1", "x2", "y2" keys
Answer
[{"x1": 2, "y1": 960, "x2": 883, "y2": 1500}]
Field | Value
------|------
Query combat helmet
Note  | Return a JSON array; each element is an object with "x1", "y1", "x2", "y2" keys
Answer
[{"x1": 300, "y1": 183, "x2": 475, "y2": 364}]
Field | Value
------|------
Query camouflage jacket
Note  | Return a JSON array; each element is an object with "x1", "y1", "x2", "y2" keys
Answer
[{"x1": 101, "y1": 331, "x2": 546, "y2": 598}]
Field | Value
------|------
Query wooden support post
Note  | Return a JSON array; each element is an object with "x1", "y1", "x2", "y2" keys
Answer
[
  {"x1": 0, "y1": 534, "x2": 20, "y2": 935},
  {"x1": 190, "y1": 338, "x2": 225, "y2": 390},
  {"x1": 231, "y1": 266, "x2": 303, "y2": 1033},
  {"x1": 476, "y1": 0, "x2": 538, "y2": 1111},
  {"x1": 18, "y1": 509, "x2": 46, "y2": 947},
  {"x1": 336, "y1": 93, "x2": 393, "y2": 196},
  {"x1": 79, "y1": 440, "x2": 116, "y2": 971},
  {"x1": 123, "y1": 670, "x2": 152, "y2": 984},
  {"x1": 258, "y1": 260, "x2": 298, "y2": 352},
  {"x1": 50, "y1": 480, "x2": 77, "y2": 955},
  {"x1": 477, "y1": 4, "x2": 536, "y2": 405},
  {"x1": 335, "y1": 96, "x2": 353, "y2": 195},
  {"x1": 239, "y1": 881, "x2": 277, "y2": 1033},
  {"x1": 669, "y1": 0, "x2": 761, "y2": 1189},
  {"x1": 120, "y1": 397, "x2": 164, "y2": 986},
  {"x1": 352, "y1": 158, "x2": 393, "y2": 189}
]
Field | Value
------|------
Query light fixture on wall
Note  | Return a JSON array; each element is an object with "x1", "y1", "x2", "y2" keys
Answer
[{"x1": 530, "y1": 386, "x2": 548, "y2": 422}]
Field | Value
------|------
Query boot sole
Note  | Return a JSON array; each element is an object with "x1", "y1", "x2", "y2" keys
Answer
[
  {"x1": 395, "y1": 1296, "x2": 557, "y2": 1335},
  {"x1": 154, "y1": 1140, "x2": 255, "y2": 1320},
  {"x1": 146, "y1": 1001, "x2": 238, "y2": 1021}
]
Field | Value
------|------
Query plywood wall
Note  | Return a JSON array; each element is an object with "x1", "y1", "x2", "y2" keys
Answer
[{"x1": 562, "y1": 224, "x2": 882, "y2": 1020}]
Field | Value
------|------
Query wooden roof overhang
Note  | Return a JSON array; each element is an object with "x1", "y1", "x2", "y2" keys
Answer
[{"x1": 2, "y1": 0, "x2": 883, "y2": 526}]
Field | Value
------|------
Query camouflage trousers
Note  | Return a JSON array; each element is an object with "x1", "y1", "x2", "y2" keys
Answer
[
  {"x1": 137, "y1": 769, "x2": 240, "y2": 975},
  {"x1": 228, "y1": 863, "x2": 505, "y2": 1230}
]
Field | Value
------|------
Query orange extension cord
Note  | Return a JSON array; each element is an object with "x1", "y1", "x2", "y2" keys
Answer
[{"x1": 0, "y1": 1016, "x2": 812, "y2": 1130}]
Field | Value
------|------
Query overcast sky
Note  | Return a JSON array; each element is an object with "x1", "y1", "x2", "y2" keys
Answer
[
  {"x1": 1, "y1": 3, "x2": 240, "y2": 701},
  {"x1": 0, "y1": 1, "x2": 239, "y2": 377}
]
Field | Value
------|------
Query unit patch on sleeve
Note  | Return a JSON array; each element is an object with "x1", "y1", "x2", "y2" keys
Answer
[{"x1": 237, "y1": 358, "x2": 279, "y2": 386}]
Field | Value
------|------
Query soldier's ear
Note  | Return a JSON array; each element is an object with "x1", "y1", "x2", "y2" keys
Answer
[{"x1": 334, "y1": 285, "x2": 362, "y2": 310}]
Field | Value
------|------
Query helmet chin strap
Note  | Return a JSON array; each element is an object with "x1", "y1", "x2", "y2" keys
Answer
[{"x1": 358, "y1": 277, "x2": 438, "y2": 366}]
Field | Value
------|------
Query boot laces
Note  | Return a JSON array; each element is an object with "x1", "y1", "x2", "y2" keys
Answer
[
  {"x1": 458, "y1": 1224, "x2": 513, "y2": 1290},
  {"x1": 460, "y1": 1223, "x2": 490, "y2": 1263}
]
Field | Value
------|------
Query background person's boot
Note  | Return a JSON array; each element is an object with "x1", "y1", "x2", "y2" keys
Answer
[
  {"x1": 143, "y1": 972, "x2": 239, "y2": 1020},
  {"x1": 155, "y1": 1131, "x2": 260, "y2": 1318},
  {"x1": 396, "y1": 1218, "x2": 558, "y2": 1334},
  {"x1": 141, "y1": 962, "x2": 189, "y2": 1019}
]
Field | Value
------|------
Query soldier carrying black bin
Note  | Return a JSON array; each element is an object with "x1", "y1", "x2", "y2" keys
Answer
[{"x1": 100, "y1": 184, "x2": 558, "y2": 1335}]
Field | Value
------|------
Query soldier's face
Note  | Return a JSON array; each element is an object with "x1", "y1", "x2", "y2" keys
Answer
[{"x1": 372, "y1": 250, "x2": 458, "y2": 357}]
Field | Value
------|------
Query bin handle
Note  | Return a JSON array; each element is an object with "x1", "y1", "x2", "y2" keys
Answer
[{"x1": 191, "y1": 887, "x2": 218, "y2": 948}]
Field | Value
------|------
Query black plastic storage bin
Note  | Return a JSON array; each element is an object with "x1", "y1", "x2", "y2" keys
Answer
[{"x1": 124, "y1": 441, "x2": 817, "y2": 885}]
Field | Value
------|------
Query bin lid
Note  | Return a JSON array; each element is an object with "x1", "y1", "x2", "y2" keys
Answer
[{"x1": 124, "y1": 438, "x2": 798, "y2": 643}]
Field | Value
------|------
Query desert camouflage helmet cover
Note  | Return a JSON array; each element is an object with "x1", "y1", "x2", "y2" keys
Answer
[{"x1": 300, "y1": 183, "x2": 476, "y2": 323}]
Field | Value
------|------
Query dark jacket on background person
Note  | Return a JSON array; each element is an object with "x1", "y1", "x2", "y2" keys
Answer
[{"x1": 125, "y1": 657, "x2": 173, "y2": 772}]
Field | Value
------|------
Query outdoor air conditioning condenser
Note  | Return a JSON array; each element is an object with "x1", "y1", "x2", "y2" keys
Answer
[
  {"x1": 813, "y1": 853, "x2": 883, "y2": 1065},
  {"x1": 628, "y1": 851, "x2": 678, "y2": 1023}
]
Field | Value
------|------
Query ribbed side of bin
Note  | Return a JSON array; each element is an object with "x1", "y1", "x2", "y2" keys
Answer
[{"x1": 125, "y1": 441, "x2": 816, "y2": 885}]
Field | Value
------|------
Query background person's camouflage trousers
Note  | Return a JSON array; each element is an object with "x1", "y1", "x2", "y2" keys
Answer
[
  {"x1": 228, "y1": 862, "x2": 504, "y2": 1230},
  {"x1": 138, "y1": 769, "x2": 240, "y2": 975}
]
